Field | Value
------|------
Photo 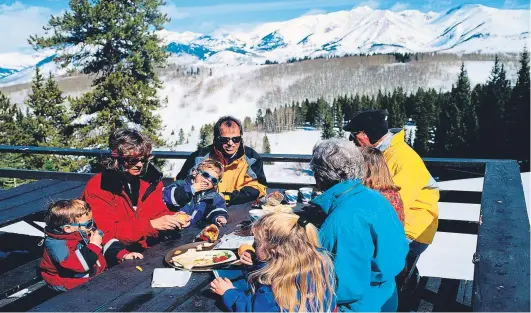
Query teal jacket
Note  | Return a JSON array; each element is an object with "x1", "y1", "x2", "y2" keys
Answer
[{"x1": 313, "y1": 179, "x2": 408, "y2": 312}]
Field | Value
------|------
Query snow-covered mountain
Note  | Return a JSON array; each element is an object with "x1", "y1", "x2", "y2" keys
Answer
[
  {"x1": 0, "y1": 4, "x2": 529, "y2": 83},
  {"x1": 160, "y1": 4, "x2": 529, "y2": 64}
]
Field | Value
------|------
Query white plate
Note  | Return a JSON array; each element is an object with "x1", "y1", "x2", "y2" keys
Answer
[{"x1": 170, "y1": 249, "x2": 237, "y2": 269}]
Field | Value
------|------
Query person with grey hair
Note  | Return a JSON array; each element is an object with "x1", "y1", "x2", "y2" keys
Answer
[{"x1": 309, "y1": 139, "x2": 408, "y2": 312}]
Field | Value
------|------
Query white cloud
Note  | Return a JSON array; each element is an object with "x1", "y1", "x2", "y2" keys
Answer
[
  {"x1": 357, "y1": 0, "x2": 380, "y2": 9},
  {"x1": 503, "y1": 0, "x2": 530, "y2": 9},
  {"x1": 301, "y1": 9, "x2": 328, "y2": 16},
  {"x1": 0, "y1": 1, "x2": 54, "y2": 53},
  {"x1": 423, "y1": 0, "x2": 452, "y2": 12},
  {"x1": 161, "y1": 3, "x2": 189, "y2": 20},
  {"x1": 390, "y1": 2, "x2": 409, "y2": 11}
]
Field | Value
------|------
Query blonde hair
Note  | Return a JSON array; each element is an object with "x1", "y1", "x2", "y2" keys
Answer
[
  {"x1": 44, "y1": 199, "x2": 91, "y2": 229},
  {"x1": 360, "y1": 147, "x2": 400, "y2": 192},
  {"x1": 197, "y1": 159, "x2": 224, "y2": 179},
  {"x1": 249, "y1": 213, "x2": 336, "y2": 312}
]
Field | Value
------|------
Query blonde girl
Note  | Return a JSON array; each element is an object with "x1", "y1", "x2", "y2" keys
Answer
[{"x1": 210, "y1": 212, "x2": 337, "y2": 312}]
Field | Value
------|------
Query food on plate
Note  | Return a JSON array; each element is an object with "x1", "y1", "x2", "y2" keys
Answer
[
  {"x1": 238, "y1": 244, "x2": 255, "y2": 257},
  {"x1": 173, "y1": 249, "x2": 182, "y2": 255},
  {"x1": 135, "y1": 266, "x2": 143, "y2": 272},
  {"x1": 199, "y1": 224, "x2": 219, "y2": 242},
  {"x1": 262, "y1": 204, "x2": 294, "y2": 214},
  {"x1": 174, "y1": 212, "x2": 190, "y2": 224},
  {"x1": 170, "y1": 250, "x2": 234, "y2": 269},
  {"x1": 265, "y1": 191, "x2": 284, "y2": 206}
]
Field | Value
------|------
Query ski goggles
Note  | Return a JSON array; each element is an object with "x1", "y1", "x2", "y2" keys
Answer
[
  {"x1": 62, "y1": 218, "x2": 95, "y2": 230},
  {"x1": 199, "y1": 170, "x2": 219, "y2": 185}
]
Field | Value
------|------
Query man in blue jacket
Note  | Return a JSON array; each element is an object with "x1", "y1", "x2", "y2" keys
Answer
[{"x1": 310, "y1": 139, "x2": 409, "y2": 312}]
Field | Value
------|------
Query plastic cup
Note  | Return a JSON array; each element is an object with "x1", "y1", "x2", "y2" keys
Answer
[
  {"x1": 299, "y1": 187, "x2": 314, "y2": 203},
  {"x1": 249, "y1": 209, "x2": 265, "y2": 222},
  {"x1": 284, "y1": 190, "x2": 298, "y2": 204}
]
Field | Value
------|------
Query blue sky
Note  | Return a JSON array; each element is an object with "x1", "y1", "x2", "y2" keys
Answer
[{"x1": 0, "y1": 0, "x2": 529, "y2": 53}]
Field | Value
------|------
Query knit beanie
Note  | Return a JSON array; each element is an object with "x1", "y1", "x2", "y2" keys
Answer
[{"x1": 343, "y1": 109, "x2": 389, "y2": 144}]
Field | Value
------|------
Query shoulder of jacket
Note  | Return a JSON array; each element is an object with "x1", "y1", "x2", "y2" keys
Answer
[
  {"x1": 244, "y1": 146, "x2": 261, "y2": 159},
  {"x1": 45, "y1": 237, "x2": 71, "y2": 262}
]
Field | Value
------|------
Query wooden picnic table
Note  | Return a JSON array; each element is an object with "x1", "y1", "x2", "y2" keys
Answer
[{"x1": 29, "y1": 201, "x2": 295, "y2": 312}]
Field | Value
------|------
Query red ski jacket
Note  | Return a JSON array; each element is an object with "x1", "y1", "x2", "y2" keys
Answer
[
  {"x1": 82, "y1": 165, "x2": 172, "y2": 248},
  {"x1": 39, "y1": 228, "x2": 128, "y2": 291}
]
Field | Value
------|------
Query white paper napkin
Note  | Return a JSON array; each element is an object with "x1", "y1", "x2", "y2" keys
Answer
[{"x1": 151, "y1": 268, "x2": 192, "y2": 288}]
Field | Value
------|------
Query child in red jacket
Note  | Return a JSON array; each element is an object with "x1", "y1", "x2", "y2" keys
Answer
[
  {"x1": 39, "y1": 200, "x2": 143, "y2": 291},
  {"x1": 361, "y1": 147, "x2": 405, "y2": 224}
]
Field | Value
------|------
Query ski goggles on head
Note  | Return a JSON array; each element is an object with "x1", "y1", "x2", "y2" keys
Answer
[
  {"x1": 62, "y1": 218, "x2": 95, "y2": 230},
  {"x1": 217, "y1": 136, "x2": 242, "y2": 144},
  {"x1": 199, "y1": 170, "x2": 219, "y2": 185}
]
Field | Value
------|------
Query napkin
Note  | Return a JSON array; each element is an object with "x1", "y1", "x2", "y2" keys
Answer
[
  {"x1": 151, "y1": 268, "x2": 192, "y2": 288},
  {"x1": 214, "y1": 233, "x2": 254, "y2": 250}
]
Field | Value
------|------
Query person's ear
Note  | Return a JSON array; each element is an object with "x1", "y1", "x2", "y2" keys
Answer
[
  {"x1": 356, "y1": 132, "x2": 372, "y2": 147},
  {"x1": 63, "y1": 225, "x2": 74, "y2": 233}
]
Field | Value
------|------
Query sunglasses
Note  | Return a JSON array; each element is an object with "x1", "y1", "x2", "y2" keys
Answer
[
  {"x1": 119, "y1": 155, "x2": 152, "y2": 166},
  {"x1": 62, "y1": 218, "x2": 94, "y2": 230},
  {"x1": 217, "y1": 136, "x2": 242, "y2": 144},
  {"x1": 199, "y1": 170, "x2": 219, "y2": 185}
]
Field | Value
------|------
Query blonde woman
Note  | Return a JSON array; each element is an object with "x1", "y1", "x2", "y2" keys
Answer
[{"x1": 210, "y1": 213, "x2": 337, "y2": 312}]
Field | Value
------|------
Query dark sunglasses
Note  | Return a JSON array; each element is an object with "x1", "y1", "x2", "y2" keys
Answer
[
  {"x1": 199, "y1": 170, "x2": 219, "y2": 185},
  {"x1": 62, "y1": 218, "x2": 94, "y2": 230},
  {"x1": 120, "y1": 155, "x2": 152, "y2": 165},
  {"x1": 217, "y1": 136, "x2": 242, "y2": 144}
]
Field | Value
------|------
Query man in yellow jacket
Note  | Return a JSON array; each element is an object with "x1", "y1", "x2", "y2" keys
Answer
[
  {"x1": 344, "y1": 109, "x2": 439, "y2": 285},
  {"x1": 177, "y1": 116, "x2": 267, "y2": 206}
]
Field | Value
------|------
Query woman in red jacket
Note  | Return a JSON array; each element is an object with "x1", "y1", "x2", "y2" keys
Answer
[
  {"x1": 83, "y1": 129, "x2": 191, "y2": 249},
  {"x1": 361, "y1": 147, "x2": 405, "y2": 225}
]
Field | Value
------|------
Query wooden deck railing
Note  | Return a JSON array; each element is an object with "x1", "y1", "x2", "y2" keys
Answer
[{"x1": 0, "y1": 145, "x2": 529, "y2": 312}]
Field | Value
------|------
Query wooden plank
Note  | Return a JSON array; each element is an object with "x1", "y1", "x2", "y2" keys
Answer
[
  {"x1": 30, "y1": 202, "x2": 254, "y2": 312},
  {"x1": 0, "y1": 185, "x2": 85, "y2": 226},
  {"x1": 171, "y1": 284, "x2": 222, "y2": 312},
  {"x1": 0, "y1": 180, "x2": 62, "y2": 202},
  {"x1": 0, "y1": 259, "x2": 42, "y2": 300},
  {"x1": 472, "y1": 161, "x2": 530, "y2": 312},
  {"x1": 440, "y1": 190, "x2": 482, "y2": 204},
  {"x1": 0, "y1": 180, "x2": 86, "y2": 212},
  {"x1": 0, "y1": 169, "x2": 94, "y2": 183}
]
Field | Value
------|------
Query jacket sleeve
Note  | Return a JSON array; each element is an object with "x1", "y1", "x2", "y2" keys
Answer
[
  {"x1": 222, "y1": 288, "x2": 252, "y2": 312},
  {"x1": 205, "y1": 195, "x2": 229, "y2": 224},
  {"x1": 162, "y1": 180, "x2": 194, "y2": 210},
  {"x1": 223, "y1": 286, "x2": 279, "y2": 312},
  {"x1": 102, "y1": 237, "x2": 129, "y2": 266},
  {"x1": 391, "y1": 153, "x2": 435, "y2": 236},
  {"x1": 176, "y1": 150, "x2": 201, "y2": 180},
  {"x1": 83, "y1": 187, "x2": 159, "y2": 246},
  {"x1": 45, "y1": 238, "x2": 101, "y2": 273},
  {"x1": 319, "y1": 215, "x2": 373, "y2": 306},
  {"x1": 370, "y1": 200, "x2": 409, "y2": 281}
]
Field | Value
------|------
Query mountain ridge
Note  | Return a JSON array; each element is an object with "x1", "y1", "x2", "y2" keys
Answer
[{"x1": 0, "y1": 4, "x2": 529, "y2": 82}]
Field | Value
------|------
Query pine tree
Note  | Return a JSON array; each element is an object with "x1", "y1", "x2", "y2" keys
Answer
[
  {"x1": 29, "y1": 0, "x2": 169, "y2": 147},
  {"x1": 263, "y1": 135, "x2": 271, "y2": 154},
  {"x1": 321, "y1": 108, "x2": 335, "y2": 139},
  {"x1": 505, "y1": 47, "x2": 530, "y2": 169},
  {"x1": 198, "y1": 124, "x2": 214, "y2": 149},
  {"x1": 26, "y1": 69, "x2": 69, "y2": 147},
  {"x1": 478, "y1": 56, "x2": 511, "y2": 158},
  {"x1": 256, "y1": 109, "x2": 264, "y2": 130},
  {"x1": 454, "y1": 64, "x2": 478, "y2": 157},
  {"x1": 434, "y1": 91, "x2": 462, "y2": 157},
  {"x1": 178, "y1": 128, "x2": 185, "y2": 145},
  {"x1": 336, "y1": 102, "x2": 345, "y2": 138},
  {"x1": 243, "y1": 117, "x2": 253, "y2": 132}
]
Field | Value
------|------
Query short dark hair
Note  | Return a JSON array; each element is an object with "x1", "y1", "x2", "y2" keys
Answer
[
  {"x1": 101, "y1": 128, "x2": 153, "y2": 170},
  {"x1": 214, "y1": 116, "x2": 243, "y2": 139}
]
